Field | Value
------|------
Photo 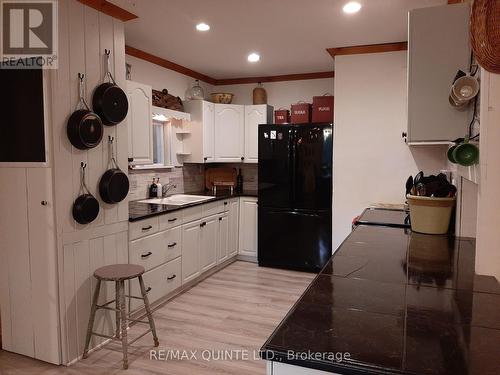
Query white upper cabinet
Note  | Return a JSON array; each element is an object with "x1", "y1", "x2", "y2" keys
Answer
[
  {"x1": 406, "y1": 3, "x2": 470, "y2": 144},
  {"x1": 126, "y1": 80, "x2": 153, "y2": 164},
  {"x1": 214, "y1": 104, "x2": 245, "y2": 162},
  {"x1": 244, "y1": 105, "x2": 273, "y2": 163},
  {"x1": 184, "y1": 100, "x2": 215, "y2": 163}
]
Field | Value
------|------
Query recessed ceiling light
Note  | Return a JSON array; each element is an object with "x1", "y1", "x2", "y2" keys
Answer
[
  {"x1": 248, "y1": 53, "x2": 260, "y2": 63},
  {"x1": 343, "y1": 2, "x2": 362, "y2": 14},
  {"x1": 196, "y1": 23, "x2": 210, "y2": 31}
]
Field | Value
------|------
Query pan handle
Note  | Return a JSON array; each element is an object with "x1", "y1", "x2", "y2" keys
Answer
[
  {"x1": 76, "y1": 73, "x2": 91, "y2": 111},
  {"x1": 106, "y1": 136, "x2": 120, "y2": 169},
  {"x1": 104, "y1": 49, "x2": 117, "y2": 85},
  {"x1": 79, "y1": 162, "x2": 91, "y2": 195}
]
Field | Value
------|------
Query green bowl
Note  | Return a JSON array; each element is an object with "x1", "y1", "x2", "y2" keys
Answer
[
  {"x1": 447, "y1": 145, "x2": 458, "y2": 164},
  {"x1": 452, "y1": 143, "x2": 479, "y2": 166}
]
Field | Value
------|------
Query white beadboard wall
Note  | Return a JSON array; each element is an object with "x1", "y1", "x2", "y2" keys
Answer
[{"x1": 51, "y1": 0, "x2": 130, "y2": 364}]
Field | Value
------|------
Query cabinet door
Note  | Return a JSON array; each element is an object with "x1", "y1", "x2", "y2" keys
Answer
[
  {"x1": 217, "y1": 214, "x2": 229, "y2": 264},
  {"x1": 181, "y1": 220, "x2": 201, "y2": 284},
  {"x1": 203, "y1": 101, "x2": 215, "y2": 162},
  {"x1": 214, "y1": 104, "x2": 244, "y2": 162},
  {"x1": 244, "y1": 105, "x2": 267, "y2": 163},
  {"x1": 200, "y1": 215, "x2": 218, "y2": 273},
  {"x1": 127, "y1": 81, "x2": 153, "y2": 164},
  {"x1": 239, "y1": 197, "x2": 258, "y2": 258},
  {"x1": 407, "y1": 4, "x2": 470, "y2": 143},
  {"x1": 228, "y1": 198, "x2": 239, "y2": 257}
]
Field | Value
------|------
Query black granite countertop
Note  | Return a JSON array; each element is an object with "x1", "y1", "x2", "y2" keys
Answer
[
  {"x1": 261, "y1": 221, "x2": 500, "y2": 374},
  {"x1": 129, "y1": 190, "x2": 258, "y2": 222}
]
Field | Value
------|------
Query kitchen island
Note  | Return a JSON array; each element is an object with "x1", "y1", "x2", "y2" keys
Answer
[{"x1": 261, "y1": 222, "x2": 500, "y2": 375}]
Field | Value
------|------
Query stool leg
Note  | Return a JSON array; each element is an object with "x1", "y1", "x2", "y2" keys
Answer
[
  {"x1": 83, "y1": 279, "x2": 101, "y2": 359},
  {"x1": 119, "y1": 280, "x2": 129, "y2": 370},
  {"x1": 138, "y1": 275, "x2": 159, "y2": 347},
  {"x1": 115, "y1": 281, "x2": 121, "y2": 339}
]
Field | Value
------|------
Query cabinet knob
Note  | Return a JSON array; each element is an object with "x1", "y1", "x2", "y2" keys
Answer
[
  {"x1": 167, "y1": 274, "x2": 177, "y2": 281},
  {"x1": 402, "y1": 132, "x2": 407, "y2": 138},
  {"x1": 204, "y1": 157, "x2": 208, "y2": 161},
  {"x1": 41, "y1": 200, "x2": 48, "y2": 206},
  {"x1": 146, "y1": 287, "x2": 152, "y2": 293},
  {"x1": 241, "y1": 156, "x2": 244, "y2": 161}
]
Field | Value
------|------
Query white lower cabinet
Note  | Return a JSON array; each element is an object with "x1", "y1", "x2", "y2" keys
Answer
[
  {"x1": 181, "y1": 220, "x2": 201, "y2": 284},
  {"x1": 217, "y1": 213, "x2": 229, "y2": 263},
  {"x1": 239, "y1": 197, "x2": 258, "y2": 258},
  {"x1": 130, "y1": 257, "x2": 181, "y2": 310},
  {"x1": 128, "y1": 196, "x2": 254, "y2": 310},
  {"x1": 228, "y1": 198, "x2": 239, "y2": 257},
  {"x1": 200, "y1": 215, "x2": 219, "y2": 273},
  {"x1": 269, "y1": 362, "x2": 338, "y2": 375}
]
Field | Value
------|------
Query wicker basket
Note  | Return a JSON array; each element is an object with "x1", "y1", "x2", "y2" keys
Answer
[{"x1": 471, "y1": 0, "x2": 500, "y2": 74}]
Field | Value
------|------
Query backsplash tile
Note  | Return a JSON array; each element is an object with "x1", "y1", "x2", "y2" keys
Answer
[{"x1": 128, "y1": 163, "x2": 257, "y2": 201}]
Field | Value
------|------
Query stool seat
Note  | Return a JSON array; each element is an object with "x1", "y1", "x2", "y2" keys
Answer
[{"x1": 94, "y1": 264, "x2": 145, "y2": 281}]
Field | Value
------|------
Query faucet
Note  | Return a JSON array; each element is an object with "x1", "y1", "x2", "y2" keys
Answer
[{"x1": 162, "y1": 182, "x2": 177, "y2": 197}]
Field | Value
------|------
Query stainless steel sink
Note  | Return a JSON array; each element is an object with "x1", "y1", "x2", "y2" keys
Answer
[{"x1": 138, "y1": 194, "x2": 215, "y2": 206}]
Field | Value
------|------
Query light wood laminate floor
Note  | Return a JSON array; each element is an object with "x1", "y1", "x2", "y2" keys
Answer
[{"x1": 0, "y1": 261, "x2": 314, "y2": 374}]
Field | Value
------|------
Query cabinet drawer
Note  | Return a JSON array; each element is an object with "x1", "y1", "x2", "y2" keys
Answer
[
  {"x1": 182, "y1": 205, "x2": 203, "y2": 223},
  {"x1": 129, "y1": 217, "x2": 159, "y2": 240},
  {"x1": 159, "y1": 210, "x2": 183, "y2": 231},
  {"x1": 165, "y1": 226, "x2": 182, "y2": 262},
  {"x1": 129, "y1": 232, "x2": 165, "y2": 272},
  {"x1": 202, "y1": 201, "x2": 224, "y2": 217},
  {"x1": 130, "y1": 257, "x2": 181, "y2": 310}
]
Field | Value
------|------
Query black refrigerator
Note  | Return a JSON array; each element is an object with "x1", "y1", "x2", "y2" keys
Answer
[{"x1": 258, "y1": 123, "x2": 333, "y2": 272}]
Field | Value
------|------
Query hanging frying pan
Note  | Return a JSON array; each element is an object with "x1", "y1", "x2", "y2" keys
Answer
[
  {"x1": 73, "y1": 162, "x2": 100, "y2": 224},
  {"x1": 92, "y1": 49, "x2": 128, "y2": 126},
  {"x1": 67, "y1": 73, "x2": 103, "y2": 150},
  {"x1": 99, "y1": 136, "x2": 129, "y2": 204}
]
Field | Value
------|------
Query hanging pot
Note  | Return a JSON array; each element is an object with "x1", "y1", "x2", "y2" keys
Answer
[
  {"x1": 99, "y1": 136, "x2": 129, "y2": 204},
  {"x1": 73, "y1": 162, "x2": 100, "y2": 224},
  {"x1": 92, "y1": 49, "x2": 128, "y2": 126},
  {"x1": 67, "y1": 73, "x2": 103, "y2": 149}
]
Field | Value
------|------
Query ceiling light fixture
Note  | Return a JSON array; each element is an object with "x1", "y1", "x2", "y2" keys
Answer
[
  {"x1": 196, "y1": 22, "x2": 210, "y2": 31},
  {"x1": 248, "y1": 53, "x2": 260, "y2": 63},
  {"x1": 343, "y1": 2, "x2": 362, "y2": 14}
]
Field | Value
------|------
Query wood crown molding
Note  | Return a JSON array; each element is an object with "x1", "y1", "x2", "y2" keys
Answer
[
  {"x1": 126, "y1": 45, "x2": 335, "y2": 86},
  {"x1": 77, "y1": 0, "x2": 138, "y2": 22},
  {"x1": 215, "y1": 71, "x2": 334, "y2": 86},
  {"x1": 326, "y1": 42, "x2": 408, "y2": 59}
]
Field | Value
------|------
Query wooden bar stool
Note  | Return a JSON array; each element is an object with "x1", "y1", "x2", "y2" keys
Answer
[{"x1": 82, "y1": 264, "x2": 159, "y2": 369}]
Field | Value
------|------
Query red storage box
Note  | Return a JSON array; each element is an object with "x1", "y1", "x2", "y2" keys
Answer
[
  {"x1": 274, "y1": 109, "x2": 290, "y2": 124},
  {"x1": 312, "y1": 95, "x2": 334, "y2": 123},
  {"x1": 290, "y1": 102, "x2": 312, "y2": 123}
]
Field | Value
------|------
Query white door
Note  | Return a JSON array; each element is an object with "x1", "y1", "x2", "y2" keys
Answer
[
  {"x1": 244, "y1": 105, "x2": 267, "y2": 163},
  {"x1": 181, "y1": 220, "x2": 201, "y2": 284},
  {"x1": 203, "y1": 101, "x2": 215, "y2": 162},
  {"x1": 200, "y1": 215, "x2": 218, "y2": 273},
  {"x1": 214, "y1": 104, "x2": 244, "y2": 162},
  {"x1": 239, "y1": 197, "x2": 258, "y2": 258},
  {"x1": 228, "y1": 198, "x2": 239, "y2": 257},
  {"x1": 217, "y1": 213, "x2": 229, "y2": 263},
  {"x1": 126, "y1": 80, "x2": 153, "y2": 164}
]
